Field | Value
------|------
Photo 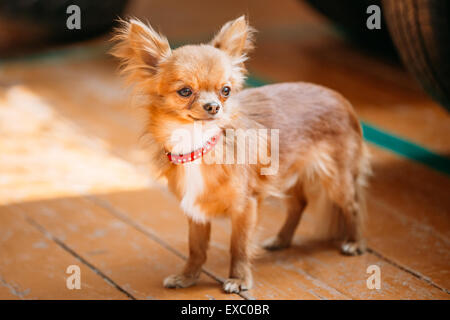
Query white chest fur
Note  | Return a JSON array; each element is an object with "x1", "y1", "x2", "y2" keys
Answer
[
  {"x1": 168, "y1": 122, "x2": 220, "y2": 223},
  {"x1": 180, "y1": 162, "x2": 207, "y2": 223}
]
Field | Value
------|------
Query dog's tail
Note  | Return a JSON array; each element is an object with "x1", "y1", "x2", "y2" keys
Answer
[{"x1": 311, "y1": 143, "x2": 371, "y2": 241}]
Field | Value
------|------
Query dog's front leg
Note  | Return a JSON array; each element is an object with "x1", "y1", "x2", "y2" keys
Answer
[
  {"x1": 224, "y1": 198, "x2": 258, "y2": 293},
  {"x1": 164, "y1": 218, "x2": 210, "y2": 288}
]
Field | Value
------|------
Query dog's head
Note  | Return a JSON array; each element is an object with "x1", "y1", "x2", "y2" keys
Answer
[{"x1": 112, "y1": 16, "x2": 255, "y2": 123}]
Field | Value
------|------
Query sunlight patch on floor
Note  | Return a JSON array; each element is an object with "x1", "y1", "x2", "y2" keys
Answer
[{"x1": 0, "y1": 85, "x2": 151, "y2": 205}]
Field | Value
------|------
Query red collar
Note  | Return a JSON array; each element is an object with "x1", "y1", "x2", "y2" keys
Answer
[{"x1": 166, "y1": 133, "x2": 221, "y2": 164}]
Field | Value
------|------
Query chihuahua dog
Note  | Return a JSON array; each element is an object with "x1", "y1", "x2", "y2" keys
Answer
[{"x1": 111, "y1": 16, "x2": 370, "y2": 293}]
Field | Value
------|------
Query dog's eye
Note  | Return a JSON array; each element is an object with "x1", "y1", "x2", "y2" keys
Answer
[
  {"x1": 221, "y1": 86, "x2": 231, "y2": 97},
  {"x1": 177, "y1": 88, "x2": 192, "y2": 97}
]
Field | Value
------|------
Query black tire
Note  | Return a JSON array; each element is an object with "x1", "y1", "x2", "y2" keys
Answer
[{"x1": 382, "y1": 0, "x2": 450, "y2": 111}]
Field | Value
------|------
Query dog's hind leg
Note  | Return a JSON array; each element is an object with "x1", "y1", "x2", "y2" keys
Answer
[
  {"x1": 325, "y1": 171, "x2": 367, "y2": 256},
  {"x1": 262, "y1": 183, "x2": 307, "y2": 251}
]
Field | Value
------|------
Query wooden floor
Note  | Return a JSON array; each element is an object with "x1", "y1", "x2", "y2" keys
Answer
[{"x1": 0, "y1": 0, "x2": 449, "y2": 299}]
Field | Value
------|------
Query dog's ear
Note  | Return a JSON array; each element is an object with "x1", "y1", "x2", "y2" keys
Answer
[
  {"x1": 111, "y1": 18, "x2": 171, "y2": 80},
  {"x1": 211, "y1": 15, "x2": 255, "y2": 60}
]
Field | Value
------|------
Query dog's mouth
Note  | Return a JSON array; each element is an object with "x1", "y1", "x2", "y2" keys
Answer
[{"x1": 188, "y1": 115, "x2": 217, "y2": 121}]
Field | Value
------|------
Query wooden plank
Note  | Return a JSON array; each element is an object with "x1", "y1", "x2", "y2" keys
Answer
[
  {"x1": 93, "y1": 189, "x2": 348, "y2": 300},
  {"x1": 365, "y1": 146, "x2": 450, "y2": 290},
  {"x1": 0, "y1": 279, "x2": 21, "y2": 300},
  {"x1": 13, "y1": 197, "x2": 241, "y2": 300},
  {"x1": 0, "y1": 81, "x2": 149, "y2": 205},
  {"x1": 94, "y1": 188, "x2": 449, "y2": 299},
  {"x1": 0, "y1": 60, "x2": 152, "y2": 174},
  {"x1": 0, "y1": 206, "x2": 128, "y2": 299},
  {"x1": 262, "y1": 203, "x2": 449, "y2": 299},
  {"x1": 368, "y1": 146, "x2": 450, "y2": 241}
]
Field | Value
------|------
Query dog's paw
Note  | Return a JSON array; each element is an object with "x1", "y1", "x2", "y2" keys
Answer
[
  {"x1": 163, "y1": 274, "x2": 198, "y2": 289},
  {"x1": 340, "y1": 241, "x2": 366, "y2": 256},
  {"x1": 262, "y1": 236, "x2": 290, "y2": 251},
  {"x1": 223, "y1": 278, "x2": 252, "y2": 293}
]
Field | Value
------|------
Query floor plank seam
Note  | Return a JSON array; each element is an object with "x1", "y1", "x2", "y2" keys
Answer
[
  {"x1": 366, "y1": 247, "x2": 450, "y2": 295},
  {"x1": 86, "y1": 195, "x2": 250, "y2": 300},
  {"x1": 373, "y1": 197, "x2": 450, "y2": 246},
  {"x1": 275, "y1": 261, "x2": 351, "y2": 300},
  {"x1": 0, "y1": 275, "x2": 29, "y2": 300},
  {"x1": 19, "y1": 210, "x2": 137, "y2": 300}
]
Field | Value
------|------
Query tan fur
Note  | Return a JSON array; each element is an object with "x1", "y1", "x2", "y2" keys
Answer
[{"x1": 111, "y1": 16, "x2": 371, "y2": 293}]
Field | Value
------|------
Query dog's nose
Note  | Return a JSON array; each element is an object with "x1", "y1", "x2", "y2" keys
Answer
[{"x1": 203, "y1": 102, "x2": 220, "y2": 115}]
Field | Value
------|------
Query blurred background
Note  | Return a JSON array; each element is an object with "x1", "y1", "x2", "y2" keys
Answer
[
  {"x1": 1, "y1": 0, "x2": 450, "y2": 109},
  {"x1": 0, "y1": 0, "x2": 449, "y2": 300}
]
